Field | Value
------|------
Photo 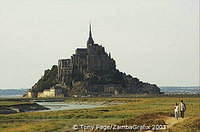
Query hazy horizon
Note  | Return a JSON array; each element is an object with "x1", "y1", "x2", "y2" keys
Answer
[
  {"x1": 0, "y1": 0, "x2": 199, "y2": 89},
  {"x1": 0, "y1": 86, "x2": 200, "y2": 90}
]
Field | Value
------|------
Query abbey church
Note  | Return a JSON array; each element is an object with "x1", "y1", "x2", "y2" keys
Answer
[
  {"x1": 58, "y1": 25, "x2": 115, "y2": 86},
  {"x1": 25, "y1": 25, "x2": 160, "y2": 98}
]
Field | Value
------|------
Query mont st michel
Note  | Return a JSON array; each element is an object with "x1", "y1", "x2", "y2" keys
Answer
[
  {"x1": 24, "y1": 25, "x2": 160, "y2": 98},
  {"x1": 0, "y1": 1, "x2": 199, "y2": 132}
]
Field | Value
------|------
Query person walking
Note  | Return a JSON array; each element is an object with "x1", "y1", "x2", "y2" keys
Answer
[
  {"x1": 174, "y1": 103, "x2": 179, "y2": 120},
  {"x1": 179, "y1": 100, "x2": 186, "y2": 118}
]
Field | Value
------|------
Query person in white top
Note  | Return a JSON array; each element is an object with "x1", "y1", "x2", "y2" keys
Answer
[
  {"x1": 179, "y1": 100, "x2": 186, "y2": 118},
  {"x1": 174, "y1": 103, "x2": 179, "y2": 120}
]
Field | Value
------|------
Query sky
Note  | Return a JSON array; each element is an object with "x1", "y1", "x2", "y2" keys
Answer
[{"x1": 0, "y1": 0, "x2": 199, "y2": 89}]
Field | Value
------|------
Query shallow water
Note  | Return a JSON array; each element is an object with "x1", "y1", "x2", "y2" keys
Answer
[{"x1": 36, "y1": 102, "x2": 102, "y2": 111}]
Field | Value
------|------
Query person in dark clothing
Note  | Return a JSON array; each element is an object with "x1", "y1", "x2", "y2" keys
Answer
[{"x1": 179, "y1": 100, "x2": 186, "y2": 118}]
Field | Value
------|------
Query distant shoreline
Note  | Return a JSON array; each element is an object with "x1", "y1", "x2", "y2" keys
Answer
[{"x1": 0, "y1": 86, "x2": 199, "y2": 98}]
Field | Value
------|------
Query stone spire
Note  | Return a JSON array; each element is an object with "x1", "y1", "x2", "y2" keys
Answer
[{"x1": 87, "y1": 24, "x2": 94, "y2": 46}]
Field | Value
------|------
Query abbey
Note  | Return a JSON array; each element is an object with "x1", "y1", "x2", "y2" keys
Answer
[
  {"x1": 24, "y1": 25, "x2": 160, "y2": 98},
  {"x1": 58, "y1": 25, "x2": 115, "y2": 86}
]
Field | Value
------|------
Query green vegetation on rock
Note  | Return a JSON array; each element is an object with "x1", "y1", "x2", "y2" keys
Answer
[{"x1": 32, "y1": 65, "x2": 58, "y2": 93}]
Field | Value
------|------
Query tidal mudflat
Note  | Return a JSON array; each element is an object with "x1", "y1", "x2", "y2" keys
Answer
[{"x1": 0, "y1": 96, "x2": 199, "y2": 132}]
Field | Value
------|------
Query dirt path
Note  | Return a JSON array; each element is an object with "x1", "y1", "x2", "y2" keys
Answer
[
  {"x1": 164, "y1": 116, "x2": 186, "y2": 128},
  {"x1": 146, "y1": 116, "x2": 187, "y2": 132}
]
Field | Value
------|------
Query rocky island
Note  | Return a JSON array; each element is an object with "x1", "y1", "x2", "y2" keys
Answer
[{"x1": 24, "y1": 25, "x2": 160, "y2": 98}]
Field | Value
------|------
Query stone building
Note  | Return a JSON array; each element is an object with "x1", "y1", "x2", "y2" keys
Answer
[
  {"x1": 37, "y1": 87, "x2": 64, "y2": 98},
  {"x1": 57, "y1": 24, "x2": 116, "y2": 85},
  {"x1": 58, "y1": 59, "x2": 73, "y2": 85}
]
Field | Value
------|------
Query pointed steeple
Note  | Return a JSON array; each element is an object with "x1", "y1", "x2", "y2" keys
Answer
[
  {"x1": 87, "y1": 24, "x2": 94, "y2": 46},
  {"x1": 89, "y1": 24, "x2": 92, "y2": 38}
]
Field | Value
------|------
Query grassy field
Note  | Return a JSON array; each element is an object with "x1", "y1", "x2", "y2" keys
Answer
[
  {"x1": 0, "y1": 101, "x2": 30, "y2": 106},
  {"x1": 0, "y1": 96, "x2": 199, "y2": 132}
]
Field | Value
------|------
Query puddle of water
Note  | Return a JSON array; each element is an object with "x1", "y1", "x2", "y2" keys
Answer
[{"x1": 36, "y1": 102, "x2": 102, "y2": 111}]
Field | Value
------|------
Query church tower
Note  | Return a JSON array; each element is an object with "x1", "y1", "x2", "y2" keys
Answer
[{"x1": 87, "y1": 24, "x2": 94, "y2": 47}]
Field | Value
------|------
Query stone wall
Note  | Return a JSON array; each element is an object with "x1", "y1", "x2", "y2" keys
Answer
[
  {"x1": 37, "y1": 88, "x2": 64, "y2": 98},
  {"x1": 87, "y1": 44, "x2": 115, "y2": 72},
  {"x1": 58, "y1": 59, "x2": 73, "y2": 84}
]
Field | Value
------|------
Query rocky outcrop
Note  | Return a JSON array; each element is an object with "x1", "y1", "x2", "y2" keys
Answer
[{"x1": 32, "y1": 65, "x2": 58, "y2": 94}]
